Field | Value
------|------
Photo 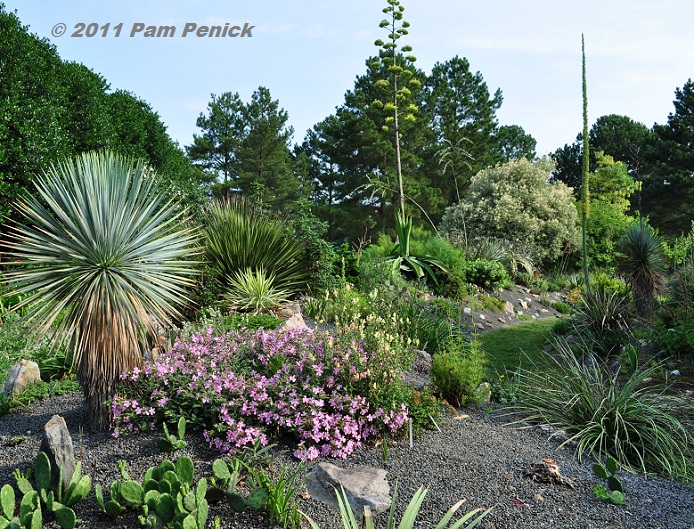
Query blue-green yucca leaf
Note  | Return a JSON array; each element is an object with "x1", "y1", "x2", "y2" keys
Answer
[{"x1": 2, "y1": 151, "x2": 200, "y2": 430}]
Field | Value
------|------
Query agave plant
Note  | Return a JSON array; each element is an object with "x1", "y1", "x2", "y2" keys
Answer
[
  {"x1": 2, "y1": 151, "x2": 198, "y2": 431},
  {"x1": 386, "y1": 213, "x2": 447, "y2": 283},
  {"x1": 204, "y1": 198, "x2": 310, "y2": 294},
  {"x1": 616, "y1": 222, "x2": 667, "y2": 318}
]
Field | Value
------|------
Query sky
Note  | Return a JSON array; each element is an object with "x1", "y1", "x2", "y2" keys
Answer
[{"x1": 6, "y1": 1, "x2": 694, "y2": 156}]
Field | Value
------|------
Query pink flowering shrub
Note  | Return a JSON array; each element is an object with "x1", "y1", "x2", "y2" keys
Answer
[{"x1": 112, "y1": 326, "x2": 409, "y2": 460}]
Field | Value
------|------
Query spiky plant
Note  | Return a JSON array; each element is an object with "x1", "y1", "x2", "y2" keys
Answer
[
  {"x1": 204, "y1": 198, "x2": 310, "y2": 294},
  {"x1": 2, "y1": 151, "x2": 198, "y2": 431},
  {"x1": 514, "y1": 337, "x2": 693, "y2": 480},
  {"x1": 226, "y1": 268, "x2": 291, "y2": 314},
  {"x1": 386, "y1": 212, "x2": 447, "y2": 283},
  {"x1": 616, "y1": 222, "x2": 667, "y2": 318}
]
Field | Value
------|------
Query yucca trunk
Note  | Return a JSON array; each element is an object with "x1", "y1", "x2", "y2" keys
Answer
[{"x1": 75, "y1": 310, "x2": 144, "y2": 431}]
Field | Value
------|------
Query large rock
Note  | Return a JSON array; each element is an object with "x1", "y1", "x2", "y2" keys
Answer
[
  {"x1": 277, "y1": 301, "x2": 302, "y2": 319},
  {"x1": 306, "y1": 463, "x2": 391, "y2": 517},
  {"x1": 2, "y1": 359, "x2": 41, "y2": 397},
  {"x1": 277, "y1": 313, "x2": 308, "y2": 332},
  {"x1": 40, "y1": 415, "x2": 75, "y2": 492}
]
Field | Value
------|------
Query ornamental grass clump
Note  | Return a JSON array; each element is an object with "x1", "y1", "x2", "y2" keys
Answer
[
  {"x1": 513, "y1": 337, "x2": 693, "y2": 481},
  {"x1": 113, "y1": 326, "x2": 409, "y2": 461}
]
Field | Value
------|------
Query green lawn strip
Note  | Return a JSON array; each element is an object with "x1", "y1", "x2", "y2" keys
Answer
[{"x1": 479, "y1": 317, "x2": 559, "y2": 376}]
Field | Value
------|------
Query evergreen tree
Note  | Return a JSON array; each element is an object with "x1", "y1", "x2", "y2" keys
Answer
[{"x1": 423, "y1": 56, "x2": 503, "y2": 204}]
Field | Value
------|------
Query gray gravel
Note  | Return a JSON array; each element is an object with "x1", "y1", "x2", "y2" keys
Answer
[{"x1": 1, "y1": 392, "x2": 693, "y2": 529}]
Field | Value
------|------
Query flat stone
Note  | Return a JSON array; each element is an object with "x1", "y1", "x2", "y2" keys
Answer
[
  {"x1": 2, "y1": 360, "x2": 41, "y2": 397},
  {"x1": 503, "y1": 301, "x2": 515, "y2": 316},
  {"x1": 475, "y1": 323, "x2": 485, "y2": 330},
  {"x1": 40, "y1": 415, "x2": 75, "y2": 492},
  {"x1": 463, "y1": 307, "x2": 472, "y2": 315},
  {"x1": 306, "y1": 463, "x2": 391, "y2": 517},
  {"x1": 497, "y1": 317, "x2": 506, "y2": 323}
]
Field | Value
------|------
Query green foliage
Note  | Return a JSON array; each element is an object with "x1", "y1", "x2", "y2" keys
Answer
[
  {"x1": 616, "y1": 222, "x2": 668, "y2": 318},
  {"x1": 302, "y1": 484, "x2": 491, "y2": 529},
  {"x1": 11, "y1": 451, "x2": 91, "y2": 529},
  {"x1": 246, "y1": 464, "x2": 304, "y2": 529},
  {"x1": 156, "y1": 417, "x2": 188, "y2": 453},
  {"x1": 513, "y1": 337, "x2": 693, "y2": 481},
  {"x1": 386, "y1": 213, "x2": 447, "y2": 284},
  {"x1": 553, "y1": 301, "x2": 573, "y2": 315},
  {"x1": 226, "y1": 268, "x2": 291, "y2": 314},
  {"x1": 3, "y1": 150, "x2": 198, "y2": 431},
  {"x1": 581, "y1": 153, "x2": 639, "y2": 269},
  {"x1": 655, "y1": 256, "x2": 694, "y2": 357},
  {"x1": 425, "y1": 56, "x2": 504, "y2": 205},
  {"x1": 204, "y1": 198, "x2": 310, "y2": 295},
  {"x1": 186, "y1": 89, "x2": 301, "y2": 205},
  {"x1": 662, "y1": 221, "x2": 694, "y2": 267},
  {"x1": 460, "y1": 260, "x2": 508, "y2": 290},
  {"x1": 490, "y1": 367, "x2": 520, "y2": 405},
  {"x1": 593, "y1": 456, "x2": 625, "y2": 505},
  {"x1": 431, "y1": 340, "x2": 486, "y2": 408},
  {"x1": 96, "y1": 457, "x2": 209, "y2": 529},
  {"x1": 571, "y1": 286, "x2": 632, "y2": 358},
  {"x1": 440, "y1": 158, "x2": 578, "y2": 266},
  {"x1": 0, "y1": 483, "x2": 19, "y2": 527}
]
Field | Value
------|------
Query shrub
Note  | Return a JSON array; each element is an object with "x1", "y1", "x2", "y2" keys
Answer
[
  {"x1": 461, "y1": 259, "x2": 509, "y2": 290},
  {"x1": 204, "y1": 198, "x2": 310, "y2": 294},
  {"x1": 440, "y1": 157, "x2": 578, "y2": 266},
  {"x1": 431, "y1": 340, "x2": 486, "y2": 407},
  {"x1": 113, "y1": 326, "x2": 412, "y2": 461},
  {"x1": 513, "y1": 338, "x2": 693, "y2": 481}
]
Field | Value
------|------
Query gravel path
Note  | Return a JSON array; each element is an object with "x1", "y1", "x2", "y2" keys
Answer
[{"x1": 1, "y1": 392, "x2": 693, "y2": 529}]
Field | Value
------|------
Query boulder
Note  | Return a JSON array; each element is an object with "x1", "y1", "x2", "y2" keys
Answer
[
  {"x1": 40, "y1": 415, "x2": 75, "y2": 492},
  {"x1": 277, "y1": 313, "x2": 308, "y2": 332},
  {"x1": 503, "y1": 301, "x2": 515, "y2": 316},
  {"x1": 2, "y1": 359, "x2": 41, "y2": 397},
  {"x1": 306, "y1": 463, "x2": 391, "y2": 517},
  {"x1": 277, "y1": 301, "x2": 302, "y2": 319}
]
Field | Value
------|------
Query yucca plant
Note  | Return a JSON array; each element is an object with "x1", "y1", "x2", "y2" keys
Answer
[
  {"x1": 616, "y1": 221, "x2": 667, "y2": 318},
  {"x1": 2, "y1": 151, "x2": 198, "y2": 431},
  {"x1": 226, "y1": 268, "x2": 291, "y2": 314},
  {"x1": 513, "y1": 337, "x2": 693, "y2": 480},
  {"x1": 302, "y1": 484, "x2": 490, "y2": 529},
  {"x1": 204, "y1": 198, "x2": 310, "y2": 294},
  {"x1": 386, "y1": 213, "x2": 447, "y2": 284}
]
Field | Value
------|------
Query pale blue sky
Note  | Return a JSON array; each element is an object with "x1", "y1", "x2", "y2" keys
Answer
[{"x1": 6, "y1": 1, "x2": 694, "y2": 155}]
